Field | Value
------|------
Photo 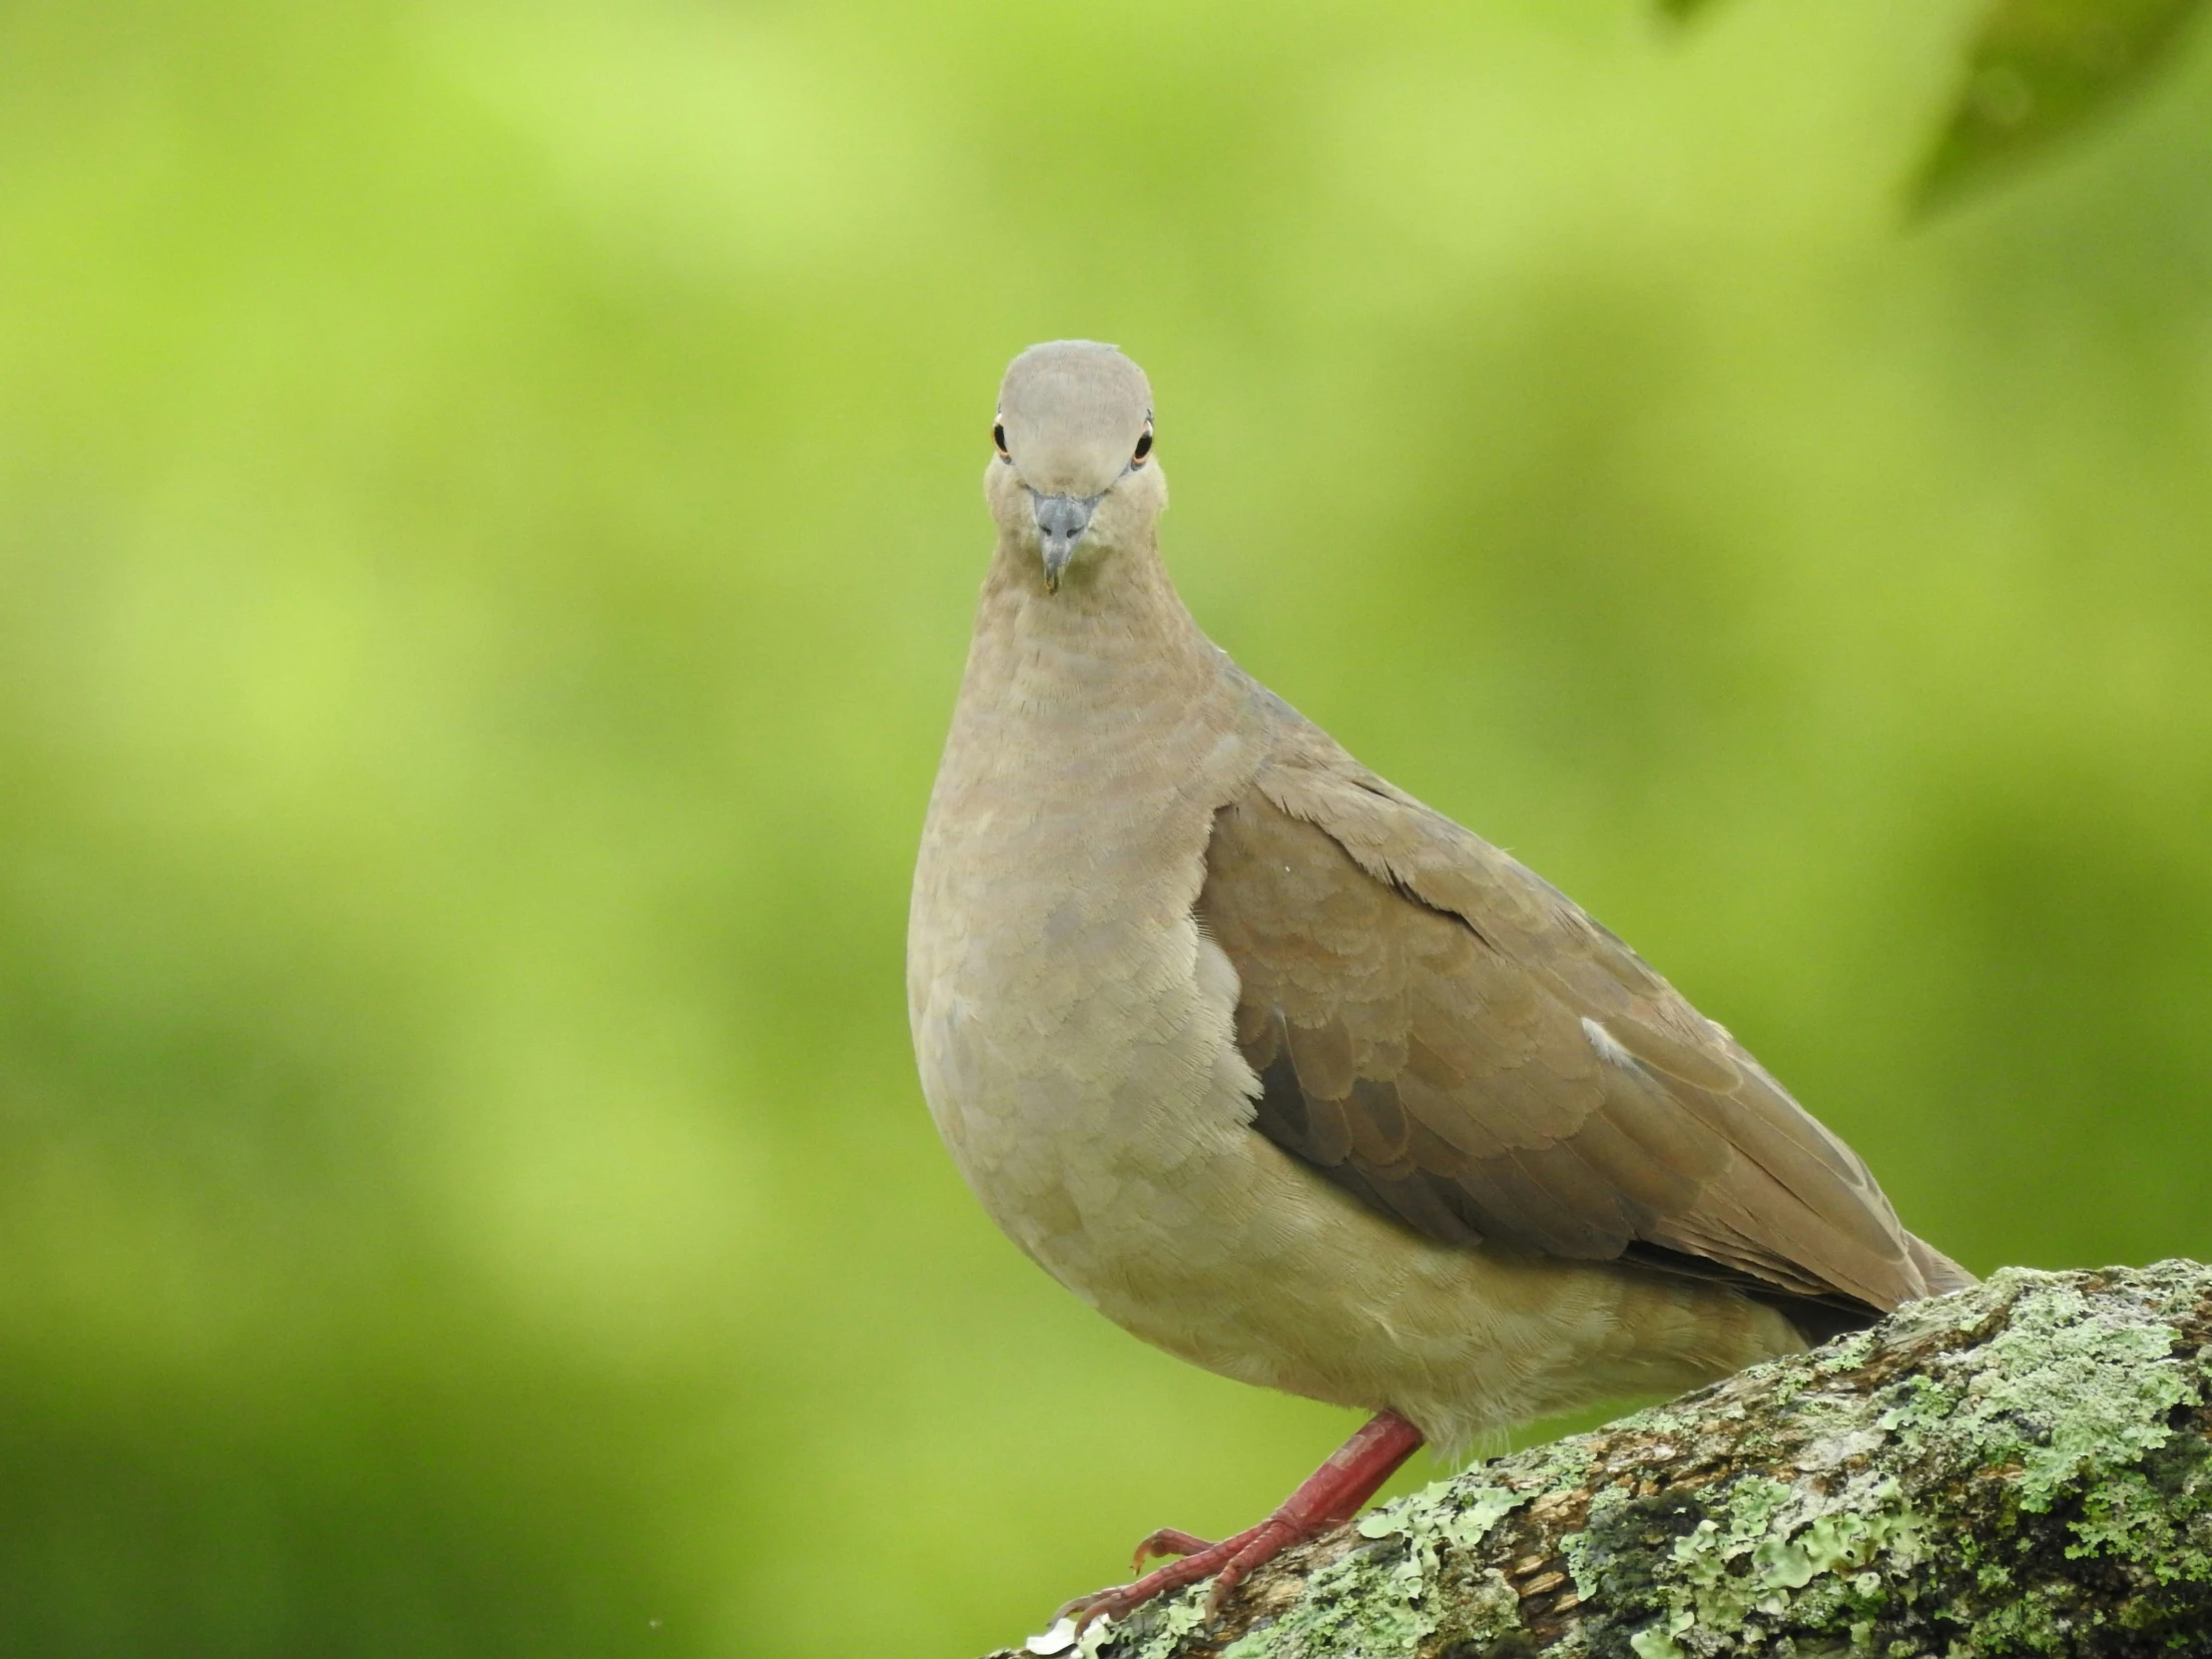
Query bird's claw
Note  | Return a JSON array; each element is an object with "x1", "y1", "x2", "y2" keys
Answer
[
  {"x1": 1128, "y1": 1527, "x2": 1214, "y2": 1573},
  {"x1": 1201, "y1": 1517, "x2": 1294, "y2": 1619},
  {"x1": 1055, "y1": 1518, "x2": 1287, "y2": 1636},
  {"x1": 1048, "y1": 1414, "x2": 1427, "y2": 1638}
]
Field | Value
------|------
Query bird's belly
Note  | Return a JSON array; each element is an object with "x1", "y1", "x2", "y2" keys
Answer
[
  {"x1": 921, "y1": 980, "x2": 1801, "y2": 1453},
  {"x1": 1060, "y1": 1126, "x2": 1800, "y2": 1453}
]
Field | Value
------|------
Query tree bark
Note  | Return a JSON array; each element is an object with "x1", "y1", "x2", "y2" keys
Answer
[{"x1": 987, "y1": 1262, "x2": 2212, "y2": 1659}]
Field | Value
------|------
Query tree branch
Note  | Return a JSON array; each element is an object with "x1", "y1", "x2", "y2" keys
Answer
[{"x1": 986, "y1": 1262, "x2": 2212, "y2": 1659}]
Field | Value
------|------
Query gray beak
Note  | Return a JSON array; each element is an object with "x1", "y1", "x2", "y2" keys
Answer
[{"x1": 1033, "y1": 494, "x2": 1097, "y2": 593}]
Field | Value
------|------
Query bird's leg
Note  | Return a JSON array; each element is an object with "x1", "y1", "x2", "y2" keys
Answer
[{"x1": 1059, "y1": 1411, "x2": 1424, "y2": 1635}]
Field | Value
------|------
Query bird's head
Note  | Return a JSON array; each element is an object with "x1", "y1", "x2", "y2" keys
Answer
[{"x1": 986, "y1": 340, "x2": 1164, "y2": 593}]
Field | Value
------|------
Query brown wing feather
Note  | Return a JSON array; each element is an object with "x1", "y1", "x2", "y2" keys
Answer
[{"x1": 1198, "y1": 755, "x2": 1964, "y2": 1319}]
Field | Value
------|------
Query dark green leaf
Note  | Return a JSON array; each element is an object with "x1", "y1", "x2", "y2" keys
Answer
[{"x1": 1915, "y1": 0, "x2": 2210, "y2": 211}]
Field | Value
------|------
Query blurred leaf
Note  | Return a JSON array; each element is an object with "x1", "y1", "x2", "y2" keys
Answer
[
  {"x1": 1916, "y1": 0, "x2": 2209, "y2": 211},
  {"x1": 1653, "y1": 0, "x2": 1731, "y2": 21}
]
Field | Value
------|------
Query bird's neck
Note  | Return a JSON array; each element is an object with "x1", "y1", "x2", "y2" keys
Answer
[
  {"x1": 923, "y1": 532, "x2": 1255, "y2": 856},
  {"x1": 915, "y1": 528, "x2": 1268, "y2": 1023},
  {"x1": 964, "y1": 533, "x2": 1222, "y2": 719}
]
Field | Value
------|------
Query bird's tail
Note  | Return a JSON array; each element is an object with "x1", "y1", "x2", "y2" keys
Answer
[{"x1": 1908, "y1": 1234, "x2": 1977, "y2": 1297}]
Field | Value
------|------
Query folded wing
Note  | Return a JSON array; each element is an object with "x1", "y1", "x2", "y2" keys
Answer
[{"x1": 1195, "y1": 742, "x2": 1970, "y2": 1325}]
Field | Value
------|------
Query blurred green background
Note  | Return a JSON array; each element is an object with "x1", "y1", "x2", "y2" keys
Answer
[{"x1": 2, "y1": 0, "x2": 2210, "y2": 1652}]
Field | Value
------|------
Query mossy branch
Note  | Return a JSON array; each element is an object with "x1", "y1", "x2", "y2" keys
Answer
[{"x1": 986, "y1": 1262, "x2": 2212, "y2": 1659}]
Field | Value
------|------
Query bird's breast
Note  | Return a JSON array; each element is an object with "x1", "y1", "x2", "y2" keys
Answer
[{"x1": 907, "y1": 648, "x2": 1273, "y2": 1291}]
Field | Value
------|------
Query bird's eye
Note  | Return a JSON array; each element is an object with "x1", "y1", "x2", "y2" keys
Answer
[
  {"x1": 1132, "y1": 424, "x2": 1154, "y2": 465},
  {"x1": 992, "y1": 421, "x2": 1010, "y2": 460}
]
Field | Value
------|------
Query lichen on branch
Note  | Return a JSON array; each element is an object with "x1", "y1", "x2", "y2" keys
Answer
[{"x1": 986, "y1": 1262, "x2": 2212, "y2": 1659}]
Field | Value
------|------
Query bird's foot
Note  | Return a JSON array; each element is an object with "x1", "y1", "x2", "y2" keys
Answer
[
  {"x1": 1055, "y1": 1410, "x2": 1424, "y2": 1637},
  {"x1": 1128, "y1": 1527, "x2": 1216, "y2": 1572},
  {"x1": 1057, "y1": 1519, "x2": 1278, "y2": 1634}
]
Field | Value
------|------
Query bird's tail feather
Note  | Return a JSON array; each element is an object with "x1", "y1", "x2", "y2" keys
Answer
[{"x1": 1908, "y1": 1234, "x2": 1977, "y2": 1297}]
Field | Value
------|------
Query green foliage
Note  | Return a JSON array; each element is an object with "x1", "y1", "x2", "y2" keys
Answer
[
  {"x1": 1664, "y1": 0, "x2": 2209, "y2": 211},
  {"x1": 0, "y1": 3, "x2": 2210, "y2": 1656},
  {"x1": 1918, "y1": 0, "x2": 2211, "y2": 209}
]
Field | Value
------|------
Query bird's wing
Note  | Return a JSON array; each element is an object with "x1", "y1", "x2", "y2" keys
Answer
[{"x1": 1195, "y1": 739, "x2": 1935, "y2": 1315}]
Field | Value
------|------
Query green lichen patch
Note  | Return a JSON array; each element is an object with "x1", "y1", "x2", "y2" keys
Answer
[
  {"x1": 1949, "y1": 1273, "x2": 2197, "y2": 1515},
  {"x1": 1498, "y1": 1268, "x2": 2212, "y2": 1655},
  {"x1": 1355, "y1": 1471, "x2": 1529, "y2": 1556},
  {"x1": 1088, "y1": 1589, "x2": 1209, "y2": 1659},
  {"x1": 1813, "y1": 1331, "x2": 1878, "y2": 1377},
  {"x1": 1849, "y1": 1266, "x2": 2212, "y2": 1592},
  {"x1": 1160, "y1": 1470, "x2": 1543, "y2": 1659},
  {"x1": 1210, "y1": 1541, "x2": 1428, "y2": 1659},
  {"x1": 1560, "y1": 1465, "x2": 1927, "y2": 1657}
]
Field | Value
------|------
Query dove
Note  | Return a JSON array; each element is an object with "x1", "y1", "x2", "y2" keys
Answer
[{"x1": 907, "y1": 339, "x2": 1969, "y2": 1631}]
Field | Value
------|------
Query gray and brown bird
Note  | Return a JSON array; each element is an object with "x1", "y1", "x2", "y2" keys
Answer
[{"x1": 907, "y1": 340, "x2": 1970, "y2": 1632}]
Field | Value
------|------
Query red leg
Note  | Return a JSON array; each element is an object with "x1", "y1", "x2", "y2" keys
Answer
[{"x1": 1059, "y1": 1411, "x2": 1425, "y2": 1635}]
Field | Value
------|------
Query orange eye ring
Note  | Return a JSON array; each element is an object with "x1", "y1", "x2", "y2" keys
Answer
[
  {"x1": 992, "y1": 421, "x2": 1010, "y2": 460},
  {"x1": 1132, "y1": 422, "x2": 1154, "y2": 465}
]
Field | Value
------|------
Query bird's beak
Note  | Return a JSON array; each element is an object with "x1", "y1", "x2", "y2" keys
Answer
[{"x1": 1033, "y1": 493, "x2": 1096, "y2": 593}]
